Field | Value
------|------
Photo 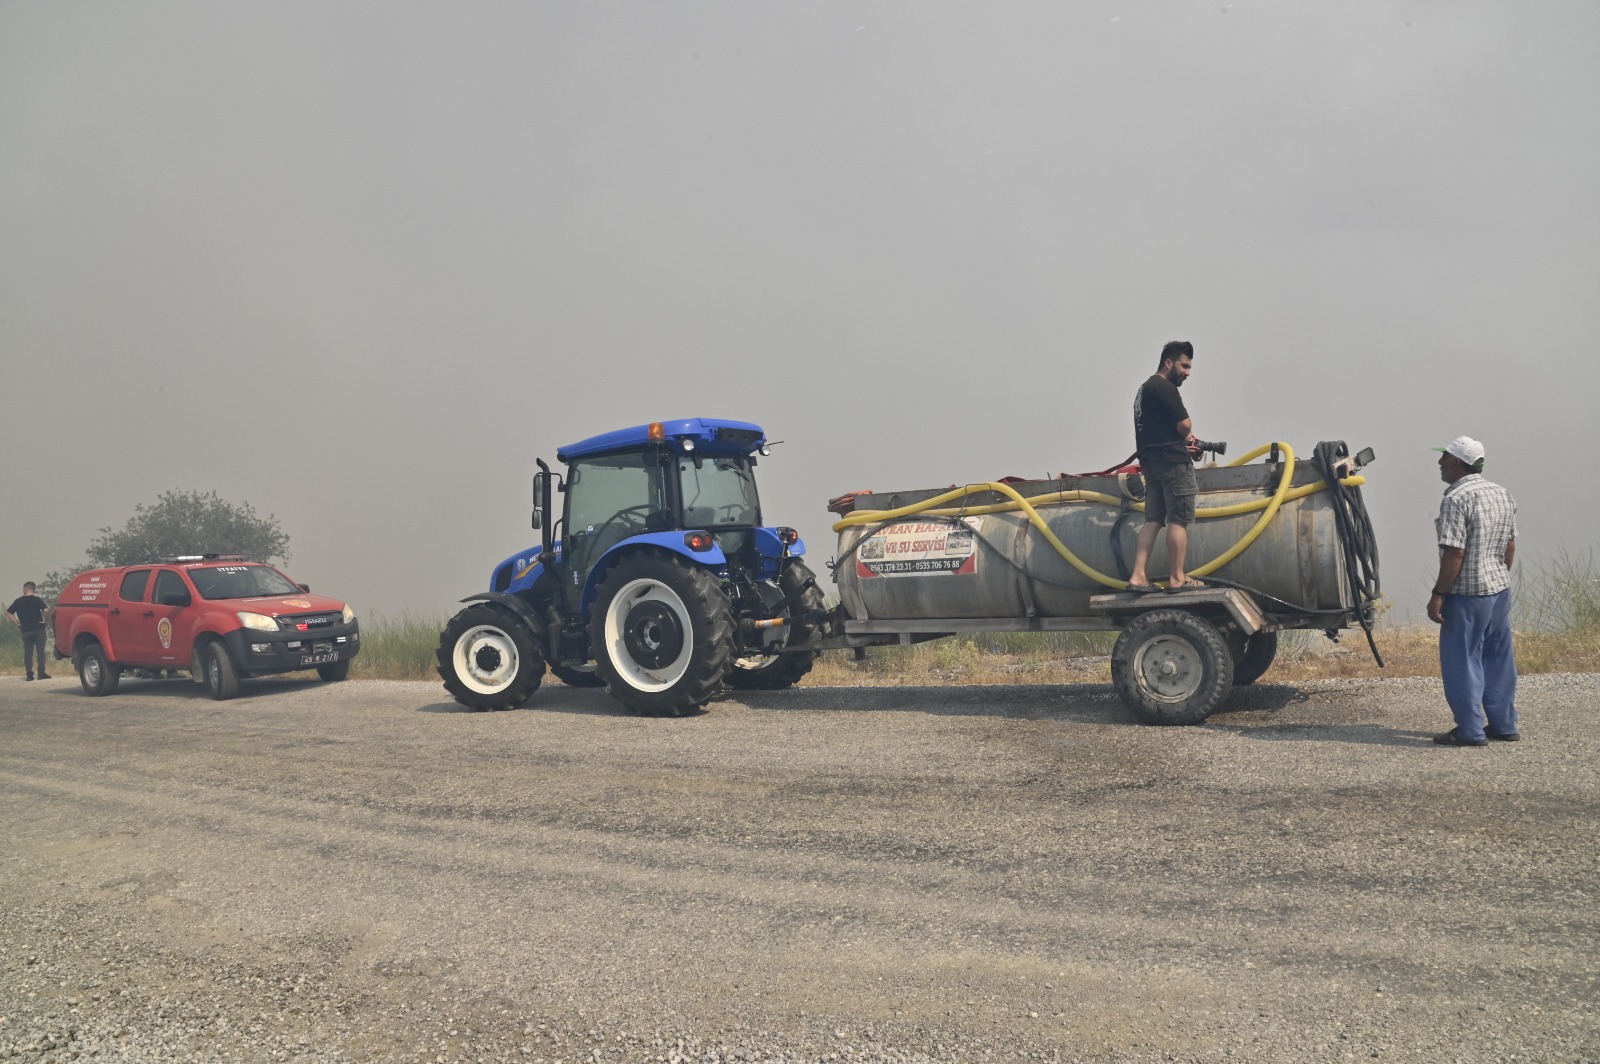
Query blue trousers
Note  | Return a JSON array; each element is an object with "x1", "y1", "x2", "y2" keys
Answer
[{"x1": 1439, "y1": 589, "x2": 1518, "y2": 741}]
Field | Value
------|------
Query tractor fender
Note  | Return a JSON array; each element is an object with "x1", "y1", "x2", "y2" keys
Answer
[
  {"x1": 579, "y1": 534, "x2": 728, "y2": 613},
  {"x1": 458, "y1": 591, "x2": 547, "y2": 638}
]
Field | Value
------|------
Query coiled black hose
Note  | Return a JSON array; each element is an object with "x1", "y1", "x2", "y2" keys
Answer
[{"x1": 1310, "y1": 440, "x2": 1384, "y2": 667}]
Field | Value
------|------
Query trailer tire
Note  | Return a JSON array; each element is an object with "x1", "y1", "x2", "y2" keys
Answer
[
  {"x1": 591, "y1": 552, "x2": 734, "y2": 717},
  {"x1": 76, "y1": 642, "x2": 120, "y2": 697},
  {"x1": 1230, "y1": 629, "x2": 1279, "y2": 687},
  {"x1": 725, "y1": 560, "x2": 825, "y2": 691},
  {"x1": 1111, "y1": 609, "x2": 1234, "y2": 725},
  {"x1": 437, "y1": 604, "x2": 545, "y2": 711}
]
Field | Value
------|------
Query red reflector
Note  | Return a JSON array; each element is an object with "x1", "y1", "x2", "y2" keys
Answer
[
  {"x1": 684, "y1": 532, "x2": 713, "y2": 552},
  {"x1": 778, "y1": 527, "x2": 799, "y2": 545}
]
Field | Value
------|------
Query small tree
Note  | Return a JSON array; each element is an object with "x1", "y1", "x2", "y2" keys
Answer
[{"x1": 39, "y1": 490, "x2": 290, "y2": 602}]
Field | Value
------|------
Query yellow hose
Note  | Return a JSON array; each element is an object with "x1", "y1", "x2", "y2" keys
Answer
[{"x1": 832, "y1": 442, "x2": 1358, "y2": 590}]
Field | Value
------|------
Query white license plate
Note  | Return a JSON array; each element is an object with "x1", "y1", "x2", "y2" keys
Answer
[{"x1": 300, "y1": 652, "x2": 339, "y2": 665}]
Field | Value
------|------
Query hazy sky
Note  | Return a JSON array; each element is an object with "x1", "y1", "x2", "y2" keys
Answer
[{"x1": 3, "y1": 2, "x2": 1596, "y2": 628}]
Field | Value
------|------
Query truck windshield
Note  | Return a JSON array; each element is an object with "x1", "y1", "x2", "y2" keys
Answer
[
  {"x1": 188, "y1": 565, "x2": 302, "y2": 600},
  {"x1": 679, "y1": 455, "x2": 760, "y2": 528}
]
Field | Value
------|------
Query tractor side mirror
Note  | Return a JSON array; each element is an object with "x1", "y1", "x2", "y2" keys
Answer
[{"x1": 531, "y1": 473, "x2": 545, "y2": 530}]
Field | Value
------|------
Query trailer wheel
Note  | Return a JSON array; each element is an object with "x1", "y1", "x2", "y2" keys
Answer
[
  {"x1": 550, "y1": 663, "x2": 606, "y2": 688},
  {"x1": 437, "y1": 604, "x2": 545, "y2": 711},
  {"x1": 725, "y1": 560, "x2": 825, "y2": 691},
  {"x1": 1230, "y1": 630, "x2": 1279, "y2": 687},
  {"x1": 1111, "y1": 609, "x2": 1235, "y2": 725},
  {"x1": 76, "y1": 642, "x2": 120, "y2": 697},
  {"x1": 591, "y1": 553, "x2": 734, "y2": 717}
]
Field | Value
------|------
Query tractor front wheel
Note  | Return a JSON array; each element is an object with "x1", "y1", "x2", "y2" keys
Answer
[
  {"x1": 437, "y1": 604, "x2": 545, "y2": 711},
  {"x1": 590, "y1": 553, "x2": 734, "y2": 717}
]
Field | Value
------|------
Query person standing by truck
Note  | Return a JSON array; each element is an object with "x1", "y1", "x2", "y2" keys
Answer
[
  {"x1": 1428, "y1": 436, "x2": 1520, "y2": 746},
  {"x1": 6, "y1": 581, "x2": 51, "y2": 681},
  {"x1": 1128, "y1": 340, "x2": 1204, "y2": 593}
]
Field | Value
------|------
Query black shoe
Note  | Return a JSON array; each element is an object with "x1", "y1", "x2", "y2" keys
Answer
[
  {"x1": 1434, "y1": 727, "x2": 1488, "y2": 747},
  {"x1": 1485, "y1": 729, "x2": 1521, "y2": 742},
  {"x1": 24, "y1": 675, "x2": 33, "y2": 681},
  {"x1": 38, "y1": 673, "x2": 50, "y2": 680}
]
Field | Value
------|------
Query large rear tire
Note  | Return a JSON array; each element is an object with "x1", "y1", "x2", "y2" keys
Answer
[
  {"x1": 724, "y1": 560, "x2": 825, "y2": 691},
  {"x1": 1111, "y1": 609, "x2": 1234, "y2": 725},
  {"x1": 1230, "y1": 629, "x2": 1279, "y2": 687},
  {"x1": 590, "y1": 553, "x2": 734, "y2": 717},
  {"x1": 437, "y1": 604, "x2": 545, "y2": 711},
  {"x1": 77, "y1": 643, "x2": 120, "y2": 697}
]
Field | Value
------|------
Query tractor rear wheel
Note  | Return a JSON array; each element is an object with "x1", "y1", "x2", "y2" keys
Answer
[
  {"x1": 590, "y1": 553, "x2": 734, "y2": 717},
  {"x1": 725, "y1": 560, "x2": 825, "y2": 691},
  {"x1": 1111, "y1": 609, "x2": 1234, "y2": 725},
  {"x1": 437, "y1": 604, "x2": 545, "y2": 711}
]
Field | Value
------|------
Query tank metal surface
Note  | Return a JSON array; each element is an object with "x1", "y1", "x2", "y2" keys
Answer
[{"x1": 823, "y1": 442, "x2": 1382, "y2": 725}]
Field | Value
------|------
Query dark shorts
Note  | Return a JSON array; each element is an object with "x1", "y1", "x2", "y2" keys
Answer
[{"x1": 1143, "y1": 459, "x2": 1197, "y2": 527}]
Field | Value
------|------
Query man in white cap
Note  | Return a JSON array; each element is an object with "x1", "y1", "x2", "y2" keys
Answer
[{"x1": 1428, "y1": 436, "x2": 1519, "y2": 746}]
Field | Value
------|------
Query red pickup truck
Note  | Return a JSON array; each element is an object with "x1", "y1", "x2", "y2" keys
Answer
[{"x1": 53, "y1": 555, "x2": 360, "y2": 700}]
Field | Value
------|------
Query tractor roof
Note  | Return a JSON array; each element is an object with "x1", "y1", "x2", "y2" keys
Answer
[{"x1": 558, "y1": 418, "x2": 766, "y2": 462}]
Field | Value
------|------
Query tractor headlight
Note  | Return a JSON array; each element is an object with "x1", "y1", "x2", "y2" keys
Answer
[
  {"x1": 238, "y1": 612, "x2": 279, "y2": 632},
  {"x1": 681, "y1": 438, "x2": 696, "y2": 452},
  {"x1": 342, "y1": 604, "x2": 356, "y2": 625}
]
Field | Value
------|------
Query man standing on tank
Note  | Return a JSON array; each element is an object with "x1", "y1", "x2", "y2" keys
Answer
[{"x1": 1127, "y1": 340, "x2": 1203, "y2": 592}]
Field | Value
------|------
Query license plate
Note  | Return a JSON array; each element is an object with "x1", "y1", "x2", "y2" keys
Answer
[{"x1": 300, "y1": 652, "x2": 339, "y2": 665}]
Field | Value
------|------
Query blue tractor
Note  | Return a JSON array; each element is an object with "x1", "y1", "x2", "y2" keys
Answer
[{"x1": 436, "y1": 418, "x2": 826, "y2": 716}]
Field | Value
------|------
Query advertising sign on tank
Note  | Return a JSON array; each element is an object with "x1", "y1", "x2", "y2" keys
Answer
[{"x1": 856, "y1": 519, "x2": 979, "y2": 578}]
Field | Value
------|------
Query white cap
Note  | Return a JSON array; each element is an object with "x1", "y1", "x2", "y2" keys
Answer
[{"x1": 1434, "y1": 435, "x2": 1485, "y2": 466}]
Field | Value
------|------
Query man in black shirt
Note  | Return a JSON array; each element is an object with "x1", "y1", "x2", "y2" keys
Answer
[
  {"x1": 7, "y1": 581, "x2": 52, "y2": 681},
  {"x1": 1128, "y1": 341, "x2": 1203, "y2": 592}
]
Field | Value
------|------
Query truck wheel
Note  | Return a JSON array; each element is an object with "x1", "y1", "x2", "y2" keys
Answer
[
  {"x1": 725, "y1": 560, "x2": 825, "y2": 691},
  {"x1": 77, "y1": 643, "x2": 120, "y2": 696},
  {"x1": 1111, "y1": 609, "x2": 1234, "y2": 725},
  {"x1": 203, "y1": 641, "x2": 242, "y2": 701},
  {"x1": 590, "y1": 553, "x2": 734, "y2": 717},
  {"x1": 317, "y1": 659, "x2": 352, "y2": 682},
  {"x1": 549, "y1": 663, "x2": 606, "y2": 688},
  {"x1": 437, "y1": 604, "x2": 545, "y2": 711},
  {"x1": 1230, "y1": 630, "x2": 1279, "y2": 687}
]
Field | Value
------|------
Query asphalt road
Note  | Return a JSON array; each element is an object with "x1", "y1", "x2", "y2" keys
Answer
[{"x1": 2, "y1": 671, "x2": 1596, "y2": 1063}]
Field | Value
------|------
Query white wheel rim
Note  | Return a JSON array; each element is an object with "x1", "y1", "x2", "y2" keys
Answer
[
  {"x1": 603, "y1": 577, "x2": 694, "y2": 692},
  {"x1": 84, "y1": 656, "x2": 101, "y2": 686},
  {"x1": 1132, "y1": 634, "x2": 1205, "y2": 704},
  {"x1": 452, "y1": 624, "x2": 521, "y2": 695}
]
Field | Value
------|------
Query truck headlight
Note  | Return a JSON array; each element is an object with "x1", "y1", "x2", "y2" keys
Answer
[
  {"x1": 342, "y1": 604, "x2": 356, "y2": 625},
  {"x1": 238, "y1": 612, "x2": 279, "y2": 632}
]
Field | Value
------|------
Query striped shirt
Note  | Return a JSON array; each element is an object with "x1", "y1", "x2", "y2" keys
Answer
[{"x1": 1436, "y1": 474, "x2": 1518, "y2": 596}]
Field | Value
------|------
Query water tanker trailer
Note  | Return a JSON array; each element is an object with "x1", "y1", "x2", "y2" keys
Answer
[{"x1": 822, "y1": 441, "x2": 1382, "y2": 724}]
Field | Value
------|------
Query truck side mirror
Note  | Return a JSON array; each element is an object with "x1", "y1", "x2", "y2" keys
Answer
[{"x1": 299, "y1": 583, "x2": 311, "y2": 592}]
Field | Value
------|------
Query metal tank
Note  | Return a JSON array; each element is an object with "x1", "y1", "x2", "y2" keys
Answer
[{"x1": 835, "y1": 459, "x2": 1352, "y2": 624}]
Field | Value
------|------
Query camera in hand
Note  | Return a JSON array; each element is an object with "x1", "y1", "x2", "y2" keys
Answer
[{"x1": 1188, "y1": 438, "x2": 1228, "y2": 460}]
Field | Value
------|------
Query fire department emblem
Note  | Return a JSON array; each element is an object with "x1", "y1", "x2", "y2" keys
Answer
[{"x1": 157, "y1": 617, "x2": 173, "y2": 649}]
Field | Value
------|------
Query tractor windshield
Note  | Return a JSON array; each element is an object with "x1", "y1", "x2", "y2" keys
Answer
[{"x1": 678, "y1": 455, "x2": 760, "y2": 528}]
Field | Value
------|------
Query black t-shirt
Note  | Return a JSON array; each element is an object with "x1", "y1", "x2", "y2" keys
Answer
[
  {"x1": 1133, "y1": 373, "x2": 1191, "y2": 463},
  {"x1": 7, "y1": 595, "x2": 48, "y2": 632}
]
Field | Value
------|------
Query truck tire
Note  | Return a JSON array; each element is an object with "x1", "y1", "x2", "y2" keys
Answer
[
  {"x1": 437, "y1": 604, "x2": 545, "y2": 711},
  {"x1": 1230, "y1": 630, "x2": 1279, "y2": 687},
  {"x1": 77, "y1": 642, "x2": 120, "y2": 697},
  {"x1": 590, "y1": 553, "x2": 734, "y2": 717},
  {"x1": 202, "y1": 641, "x2": 242, "y2": 701},
  {"x1": 549, "y1": 663, "x2": 606, "y2": 688},
  {"x1": 1111, "y1": 609, "x2": 1234, "y2": 725},
  {"x1": 725, "y1": 560, "x2": 825, "y2": 691},
  {"x1": 317, "y1": 659, "x2": 352, "y2": 682}
]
